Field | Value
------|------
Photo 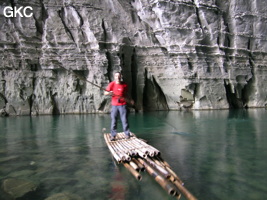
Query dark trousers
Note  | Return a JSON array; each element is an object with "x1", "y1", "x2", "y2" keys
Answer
[{"x1": 111, "y1": 105, "x2": 130, "y2": 137}]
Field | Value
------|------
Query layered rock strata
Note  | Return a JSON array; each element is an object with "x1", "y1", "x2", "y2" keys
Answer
[{"x1": 0, "y1": 0, "x2": 267, "y2": 115}]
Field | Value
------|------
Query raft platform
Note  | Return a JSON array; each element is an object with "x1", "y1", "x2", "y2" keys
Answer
[{"x1": 104, "y1": 132, "x2": 197, "y2": 200}]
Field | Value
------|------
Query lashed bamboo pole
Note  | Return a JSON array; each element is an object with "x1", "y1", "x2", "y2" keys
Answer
[
  {"x1": 153, "y1": 156, "x2": 184, "y2": 184},
  {"x1": 116, "y1": 132, "x2": 159, "y2": 157},
  {"x1": 153, "y1": 156, "x2": 197, "y2": 200},
  {"x1": 108, "y1": 141, "x2": 126, "y2": 161},
  {"x1": 171, "y1": 178, "x2": 197, "y2": 200},
  {"x1": 120, "y1": 137, "x2": 149, "y2": 157},
  {"x1": 156, "y1": 155, "x2": 171, "y2": 168},
  {"x1": 104, "y1": 134, "x2": 121, "y2": 162},
  {"x1": 129, "y1": 136, "x2": 156, "y2": 149},
  {"x1": 130, "y1": 139, "x2": 150, "y2": 154},
  {"x1": 128, "y1": 139, "x2": 152, "y2": 157},
  {"x1": 104, "y1": 134, "x2": 142, "y2": 180},
  {"x1": 166, "y1": 171, "x2": 197, "y2": 199},
  {"x1": 130, "y1": 137, "x2": 160, "y2": 156},
  {"x1": 116, "y1": 132, "x2": 127, "y2": 139},
  {"x1": 132, "y1": 158, "x2": 145, "y2": 171},
  {"x1": 116, "y1": 137, "x2": 145, "y2": 158},
  {"x1": 111, "y1": 142, "x2": 131, "y2": 161},
  {"x1": 110, "y1": 133, "x2": 151, "y2": 158},
  {"x1": 137, "y1": 158, "x2": 178, "y2": 197},
  {"x1": 106, "y1": 134, "x2": 130, "y2": 161},
  {"x1": 123, "y1": 162, "x2": 142, "y2": 181},
  {"x1": 116, "y1": 139, "x2": 137, "y2": 156},
  {"x1": 129, "y1": 160, "x2": 139, "y2": 171},
  {"x1": 113, "y1": 139, "x2": 133, "y2": 159},
  {"x1": 145, "y1": 157, "x2": 170, "y2": 178},
  {"x1": 116, "y1": 132, "x2": 132, "y2": 140}
]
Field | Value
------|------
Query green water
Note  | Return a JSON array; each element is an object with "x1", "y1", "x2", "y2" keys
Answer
[{"x1": 0, "y1": 109, "x2": 267, "y2": 200}]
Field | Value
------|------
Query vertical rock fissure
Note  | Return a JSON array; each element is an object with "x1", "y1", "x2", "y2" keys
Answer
[
  {"x1": 241, "y1": 57, "x2": 256, "y2": 108},
  {"x1": 58, "y1": 8, "x2": 76, "y2": 45},
  {"x1": 101, "y1": 19, "x2": 107, "y2": 47},
  {"x1": 0, "y1": 93, "x2": 7, "y2": 104},
  {"x1": 105, "y1": 52, "x2": 113, "y2": 82},
  {"x1": 143, "y1": 69, "x2": 169, "y2": 111},
  {"x1": 29, "y1": 75, "x2": 36, "y2": 115},
  {"x1": 131, "y1": 47, "x2": 138, "y2": 105}
]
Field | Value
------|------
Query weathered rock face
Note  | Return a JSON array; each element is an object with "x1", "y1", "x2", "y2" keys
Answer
[{"x1": 0, "y1": 0, "x2": 267, "y2": 115}]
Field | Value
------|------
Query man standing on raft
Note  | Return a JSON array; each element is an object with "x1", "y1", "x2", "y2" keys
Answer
[{"x1": 104, "y1": 72, "x2": 132, "y2": 141}]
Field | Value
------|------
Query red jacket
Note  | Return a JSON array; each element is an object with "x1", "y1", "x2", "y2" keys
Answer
[{"x1": 106, "y1": 81, "x2": 128, "y2": 106}]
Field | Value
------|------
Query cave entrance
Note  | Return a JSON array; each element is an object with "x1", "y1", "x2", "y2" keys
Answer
[{"x1": 224, "y1": 80, "x2": 244, "y2": 109}]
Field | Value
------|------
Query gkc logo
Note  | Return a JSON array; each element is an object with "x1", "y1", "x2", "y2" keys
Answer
[{"x1": 3, "y1": 6, "x2": 33, "y2": 18}]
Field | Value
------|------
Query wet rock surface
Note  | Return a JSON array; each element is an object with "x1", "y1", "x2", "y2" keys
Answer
[
  {"x1": 1, "y1": 178, "x2": 38, "y2": 199},
  {"x1": 0, "y1": 0, "x2": 267, "y2": 115},
  {"x1": 44, "y1": 192, "x2": 83, "y2": 200}
]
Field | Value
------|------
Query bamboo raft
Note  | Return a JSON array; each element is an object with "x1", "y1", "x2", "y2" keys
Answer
[{"x1": 104, "y1": 132, "x2": 197, "y2": 200}]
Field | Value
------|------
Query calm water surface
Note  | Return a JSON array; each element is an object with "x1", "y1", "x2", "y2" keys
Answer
[{"x1": 0, "y1": 109, "x2": 267, "y2": 200}]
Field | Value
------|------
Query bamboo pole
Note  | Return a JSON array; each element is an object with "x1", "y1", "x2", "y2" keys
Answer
[
  {"x1": 154, "y1": 156, "x2": 197, "y2": 200},
  {"x1": 165, "y1": 169, "x2": 197, "y2": 199},
  {"x1": 103, "y1": 134, "x2": 121, "y2": 162},
  {"x1": 128, "y1": 139, "x2": 150, "y2": 155},
  {"x1": 109, "y1": 141, "x2": 130, "y2": 161},
  {"x1": 116, "y1": 132, "x2": 159, "y2": 157},
  {"x1": 118, "y1": 133, "x2": 160, "y2": 158},
  {"x1": 131, "y1": 158, "x2": 145, "y2": 171},
  {"x1": 137, "y1": 158, "x2": 178, "y2": 197},
  {"x1": 156, "y1": 155, "x2": 171, "y2": 168},
  {"x1": 112, "y1": 139, "x2": 132, "y2": 160},
  {"x1": 105, "y1": 133, "x2": 130, "y2": 161},
  {"x1": 130, "y1": 137, "x2": 160, "y2": 156},
  {"x1": 145, "y1": 157, "x2": 170, "y2": 178},
  {"x1": 153, "y1": 156, "x2": 184, "y2": 185},
  {"x1": 129, "y1": 161, "x2": 140, "y2": 172},
  {"x1": 170, "y1": 179, "x2": 198, "y2": 200},
  {"x1": 116, "y1": 139, "x2": 137, "y2": 156},
  {"x1": 108, "y1": 141, "x2": 125, "y2": 161},
  {"x1": 115, "y1": 134, "x2": 146, "y2": 157},
  {"x1": 123, "y1": 162, "x2": 142, "y2": 181},
  {"x1": 122, "y1": 138, "x2": 149, "y2": 157},
  {"x1": 116, "y1": 132, "x2": 126, "y2": 139}
]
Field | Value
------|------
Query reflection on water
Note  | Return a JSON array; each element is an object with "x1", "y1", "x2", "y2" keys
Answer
[{"x1": 0, "y1": 109, "x2": 267, "y2": 200}]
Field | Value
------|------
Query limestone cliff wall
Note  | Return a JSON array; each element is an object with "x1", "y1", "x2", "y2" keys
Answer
[{"x1": 0, "y1": 0, "x2": 267, "y2": 115}]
